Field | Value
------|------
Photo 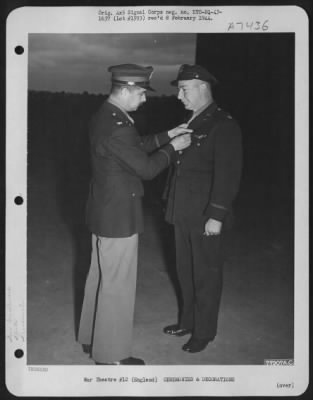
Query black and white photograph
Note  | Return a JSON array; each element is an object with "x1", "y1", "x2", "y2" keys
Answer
[{"x1": 5, "y1": 5, "x2": 309, "y2": 397}]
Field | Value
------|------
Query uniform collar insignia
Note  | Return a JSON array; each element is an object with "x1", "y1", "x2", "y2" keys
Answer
[
  {"x1": 188, "y1": 102, "x2": 218, "y2": 128},
  {"x1": 105, "y1": 100, "x2": 134, "y2": 125}
]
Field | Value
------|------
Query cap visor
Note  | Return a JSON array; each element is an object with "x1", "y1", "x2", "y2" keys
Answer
[
  {"x1": 138, "y1": 83, "x2": 155, "y2": 91},
  {"x1": 170, "y1": 79, "x2": 178, "y2": 86}
]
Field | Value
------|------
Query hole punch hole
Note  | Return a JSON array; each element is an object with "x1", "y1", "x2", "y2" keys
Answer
[
  {"x1": 14, "y1": 196, "x2": 24, "y2": 205},
  {"x1": 15, "y1": 46, "x2": 24, "y2": 55},
  {"x1": 14, "y1": 349, "x2": 24, "y2": 358}
]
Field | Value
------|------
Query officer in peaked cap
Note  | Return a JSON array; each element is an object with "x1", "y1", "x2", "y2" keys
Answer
[
  {"x1": 163, "y1": 65, "x2": 243, "y2": 353},
  {"x1": 78, "y1": 63, "x2": 193, "y2": 365}
]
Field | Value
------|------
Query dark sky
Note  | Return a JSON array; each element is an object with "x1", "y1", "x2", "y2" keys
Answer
[{"x1": 28, "y1": 33, "x2": 196, "y2": 95}]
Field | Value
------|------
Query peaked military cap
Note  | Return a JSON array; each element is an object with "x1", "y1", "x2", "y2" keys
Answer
[
  {"x1": 108, "y1": 63, "x2": 155, "y2": 91},
  {"x1": 171, "y1": 64, "x2": 218, "y2": 86}
]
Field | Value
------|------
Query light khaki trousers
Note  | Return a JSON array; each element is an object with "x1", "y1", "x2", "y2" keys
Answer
[{"x1": 78, "y1": 233, "x2": 138, "y2": 363}]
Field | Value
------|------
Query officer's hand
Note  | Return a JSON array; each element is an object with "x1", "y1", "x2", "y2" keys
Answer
[
  {"x1": 204, "y1": 218, "x2": 222, "y2": 236},
  {"x1": 168, "y1": 124, "x2": 193, "y2": 138},
  {"x1": 170, "y1": 133, "x2": 192, "y2": 151}
]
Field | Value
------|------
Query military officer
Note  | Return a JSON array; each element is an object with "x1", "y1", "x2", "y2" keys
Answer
[
  {"x1": 163, "y1": 64, "x2": 243, "y2": 353},
  {"x1": 78, "y1": 64, "x2": 192, "y2": 365}
]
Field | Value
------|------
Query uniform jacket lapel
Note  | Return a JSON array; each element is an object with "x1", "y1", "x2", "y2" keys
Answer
[
  {"x1": 188, "y1": 102, "x2": 218, "y2": 131},
  {"x1": 188, "y1": 102, "x2": 219, "y2": 142}
]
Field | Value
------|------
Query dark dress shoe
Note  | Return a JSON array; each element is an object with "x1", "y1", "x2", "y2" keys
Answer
[
  {"x1": 182, "y1": 336, "x2": 215, "y2": 353},
  {"x1": 95, "y1": 361, "x2": 118, "y2": 365},
  {"x1": 163, "y1": 324, "x2": 192, "y2": 337},
  {"x1": 95, "y1": 357, "x2": 145, "y2": 365},
  {"x1": 120, "y1": 357, "x2": 145, "y2": 365}
]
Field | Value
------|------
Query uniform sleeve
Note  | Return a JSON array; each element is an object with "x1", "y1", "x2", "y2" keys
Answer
[
  {"x1": 106, "y1": 127, "x2": 175, "y2": 180},
  {"x1": 139, "y1": 130, "x2": 170, "y2": 153},
  {"x1": 205, "y1": 120, "x2": 242, "y2": 221}
]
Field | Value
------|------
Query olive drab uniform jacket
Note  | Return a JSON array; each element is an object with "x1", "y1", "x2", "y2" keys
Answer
[
  {"x1": 164, "y1": 102, "x2": 242, "y2": 227},
  {"x1": 86, "y1": 101, "x2": 174, "y2": 238}
]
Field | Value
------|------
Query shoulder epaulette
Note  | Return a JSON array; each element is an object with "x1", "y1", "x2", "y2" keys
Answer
[{"x1": 216, "y1": 107, "x2": 233, "y2": 121}]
